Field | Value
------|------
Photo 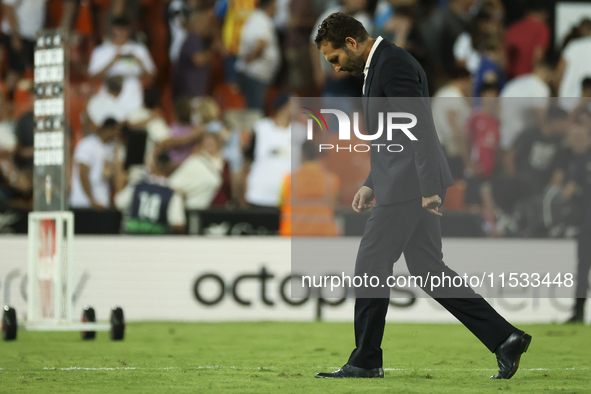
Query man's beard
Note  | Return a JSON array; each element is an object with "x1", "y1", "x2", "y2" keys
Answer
[{"x1": 341, "y1": 48, "x2": 365, "y2": 75}]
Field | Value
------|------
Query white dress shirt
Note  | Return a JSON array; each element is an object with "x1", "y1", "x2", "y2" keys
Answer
[{"x1": 363, "y1": 36, "x2": 383, "y2": 96}]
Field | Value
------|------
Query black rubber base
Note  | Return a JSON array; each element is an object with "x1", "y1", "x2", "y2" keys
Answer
[
  {"x1": 110, "y1": 307, "x2": 125, "y2": 341},
  {"x1": 2, "y1": 306, "x2": 17, "y2": 341},
  {"x1": 81, "y1": 306, "x2": 96, "y2": 340}
]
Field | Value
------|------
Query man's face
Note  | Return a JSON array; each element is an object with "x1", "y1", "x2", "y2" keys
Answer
[
  {"x1": 320, "y1": 39, "x2": 365, "y2": 75},
  {"x1": 112, "y1": 26, "x2": 130, "y2": 45}
]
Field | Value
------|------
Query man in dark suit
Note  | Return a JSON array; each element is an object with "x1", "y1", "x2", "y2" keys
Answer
[{"x1": 313, "y1": 13, "x2": 532, "y2": 380}]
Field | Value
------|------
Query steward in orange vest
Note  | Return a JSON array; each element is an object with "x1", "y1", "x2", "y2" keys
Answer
[{"x1": 279, "y1": 141, "x2": 340, "y2": 236}]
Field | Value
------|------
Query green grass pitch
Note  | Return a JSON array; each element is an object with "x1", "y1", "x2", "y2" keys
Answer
[{"x1": 1, "y1": 322, "x2": 590, "y2": 393}]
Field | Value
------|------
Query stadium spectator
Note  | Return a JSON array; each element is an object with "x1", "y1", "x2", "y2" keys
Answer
[
  {"x1": 285, "y1": 0, "x2": 318, "y2": 95},
  {"x1": 168, "y1": 131, "x2": 226, "y2": 210},
  {"x1": 558, "y1": 25, "x2": 591, "y2": 110},
  {"x1": 481, "y1": 107, "x2": 568, "y2": 231},
  {"x1": 88, "y1": 16, "x2": 156, "y2": 114},
  {"x1": 472, "y1": 37, "x2": 506, "y2": 97},
  {"x1": 499, "y1": 62, "x2": 553, "y2": 151},
  {"x1": 453, "y1": 5, "x2": 500, "y2": 75},
  {"x1": 503, "y1": 0, "x2": 550, "y2": 80},
  {"x1": 377, "y1": 5, "x2": 429, "y2": 78},
  {"x1": 115, "y1": 152, "x2": 186, "y2": 234},
  {"x1": 174, "y1": 10, "x2": 216, "y2": 99},
  {"x1": 70, "y1": 118, "x2": 125, "y2": 209},
  {"x1": 235, "y1": 0, "x2": 281, "y2": 110},
  {"x1": 463, "y1": 83, "x2": 500, "y2": 207},
  {"x1": 168, "y1": 0, "x2": 192, "y2": 64},
  {"x1": 560, "y1": 18, "x2": 591, "y2": 51},
  {"x1": 217, "y1": 0, "x2": 257, "y2": 83},
  {"x1": 126, "y1": 87, "x2": 170, "y2": 168},
  {"x1": 310, "y1": 1, "x2": 373, "y2": 97},
  {"x1": 165, "y1": 96, "x2": 203, "y2": 165},
  {"x1": 243, "y1": 94, "x2": 292, "y2": 208},
  {"x1": 279, "y1": 140, "x2": 340, "y2": 236},
  {"x1": 562, "y1": 110, "x2": 591, "y2": 322},
  {"x1": 85, "y1": 76, "x2": 127, "y2": 132},
  {"x1": 421, "y1": 0, "x2": 473, "y2": 83},
  {"x1": 431, "y1": 68, "x2": 473, "y2": 179},
  {"x1": 1, "y1": 0, "x2": 48, "y2": 92}
]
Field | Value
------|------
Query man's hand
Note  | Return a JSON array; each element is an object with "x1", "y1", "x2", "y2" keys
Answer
[
  {"x1": 352, "y1": 186, "x2": 374, "y2": 213},
  {"x1": 422, "y1": 195, "x2": 442, "y2": 216}
]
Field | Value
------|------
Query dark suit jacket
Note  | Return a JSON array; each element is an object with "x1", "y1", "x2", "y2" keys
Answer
[{"x1": 362, "y1": 39, "x2": 454, "y2": 205}]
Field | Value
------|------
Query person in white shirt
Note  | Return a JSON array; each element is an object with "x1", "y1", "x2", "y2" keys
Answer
[
  {"x1": 235, "y1": 0, "x2": 281, "y2": 110},
  {"x1": 431, "y1": 68, "x2": 473, "y2": 179},
  {"x1": 126, "y1": 87, "x2": 170, "y2": 167},
  {"x1": 70, "y1": 118, "x2": 124, "y2": 209},
  {"x1": 1, "y1": 0, "x2": 48, "y2": 89},
  {"x1": 243, "y1": 94, "x2": 292, "y2": 208},
  {"x1": 499, "y1": 62, "x2": 552, "y2": 150},
  {"x1": 558, "y1": 33, "x2": 591, "y2": 111},
  {"x1": 88, "y1": 16, "x2": 156, "y2": 114},
  {"x1": 85, "y1": 76, "x2": 128, "y2": 131},
  {"x1": 169, "y1": 131, "x2": 226, "y2": 210}
]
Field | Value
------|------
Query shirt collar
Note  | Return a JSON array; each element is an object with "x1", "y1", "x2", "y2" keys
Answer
[{"x1": 364, "y1": 36, "x2": 383, "y2": 77}]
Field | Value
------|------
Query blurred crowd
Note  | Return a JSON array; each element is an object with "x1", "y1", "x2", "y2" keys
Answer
[{"x1": 0, "y1": 0, "x2": 591, "y2": 236}]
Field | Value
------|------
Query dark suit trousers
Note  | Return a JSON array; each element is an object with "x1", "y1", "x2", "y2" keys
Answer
[{"x1": 348, "y1": 198, "x2": 517, "y2": 369}]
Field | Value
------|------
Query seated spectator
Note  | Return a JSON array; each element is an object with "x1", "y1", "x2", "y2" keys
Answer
[
  {"x1": 243, "y1": 94, "x2": 291, "y2": 208},
  {"x1": 504, "y1": 0, "x2": 550, "y2": 79},
  {"x1": 285, "y1": 0, "x2": 318, "y2": 96},
  {"x1": 70, "y1": 118, "x2": 125, "y2": 209},
  {"x1": 85, "y1": 76, "x2": 127, "y2": 132},
  {"x1": 499, "y1": 62, "x2": 552, "y2": 151},
  {"x1": 174, "y1": 10, "x2": 216, "y2": 99},
  {"x1": 115, "y1": 152, "x2": 186, "y2": 234},
  {"x1": 235, "y1": 0, "x2": 281, "y2": 110},
  {"x1": 473, "y1": 37, "x2": 506, "y2": 97},
  {"x1": 88, "y1": 16, "x2": 156, "y2": 114},
  {"x1": 463, "y1": 83, "x2": 500, "y2": 205},
  {"x1": 1, "y1": 0, "x2": 48, "y2": 92},
  {"x1": 432, "y1": 67, "x2": 473, "y2": 179},
  {"x1": 169, "y1": 131, "x2": 227, "y2": 210},
  {"x1": 126, "y1": 87, "x2": 170, "y2": 168},
  {"x1": 166, "y1": 97, "x2": 203, "y2": 165}
]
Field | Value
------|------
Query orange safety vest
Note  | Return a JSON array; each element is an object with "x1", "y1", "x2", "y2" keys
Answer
[{"x1": 279, "y1": 162, "x2": 340, "y2": 236}]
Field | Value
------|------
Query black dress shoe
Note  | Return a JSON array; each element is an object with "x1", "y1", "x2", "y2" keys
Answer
[
  {"x1": 490, "y1": 330, "x2": 532, "y2": 379},
  {"x1": 315, "y1": 363, "x2": 384, "y2": 378}
]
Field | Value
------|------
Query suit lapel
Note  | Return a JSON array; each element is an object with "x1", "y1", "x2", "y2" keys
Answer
[{"x1": 363, "y1": 39, "x2": 388, "y2": 126}]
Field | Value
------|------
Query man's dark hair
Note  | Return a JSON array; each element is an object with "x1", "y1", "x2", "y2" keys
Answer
[
  {"x1": 155, "y1": 152, "x2": 171, "y2": 169},
  {"x1": 105, "y1": 76, "x2": 123, "y2": 95},
  {"x1": 582, "y1": 77, "x2": 591, "y2": 91},
  {"x1": 525, "y1": 0, "x2": 549, "y2": 13},
  {"x1": 143, "y1": 87, "x2": 160, "y2": 109},
  {"x1": 101, "y1": 117, "x2": 119, "y2": 129},
  {"x1": 314, "y1": 12, "x2": 369, "y2": 49},
  {"x1": 112, "y1": 16, "x2": 131, "y2": 28},
  {"x1": 259, "y1": 0, "x2": 275, "y2": 9}
]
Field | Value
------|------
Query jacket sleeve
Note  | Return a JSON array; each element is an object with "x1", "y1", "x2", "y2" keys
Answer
[
  {"x1": 379, "y1": 56, "x2": 442, "y2": 197},
  {"x1": 363, "y1": 171, "x2": 373, "y2": 190}
]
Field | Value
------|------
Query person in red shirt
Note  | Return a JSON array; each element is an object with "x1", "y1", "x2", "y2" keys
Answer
[
  {"x1": 465, "y1": 83, "x2": 501, "y2": 179},
  {"x1": 504, "y1": 0, "x2": 550, "y2": 79}
]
